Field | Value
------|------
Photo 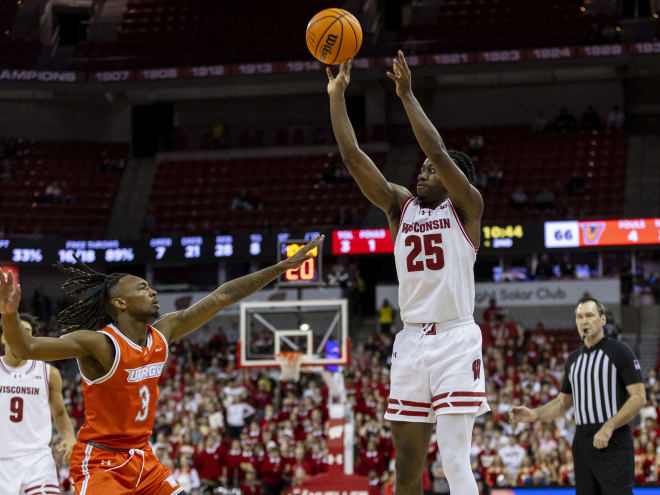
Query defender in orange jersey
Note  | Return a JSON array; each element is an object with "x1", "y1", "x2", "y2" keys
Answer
[{"x1": 0, "y1": 235, "x2": 323, "y2": 495}]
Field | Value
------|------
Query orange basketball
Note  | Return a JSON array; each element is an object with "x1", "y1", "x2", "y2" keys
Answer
[{"x1": 306, "y1": 8, "x2": 362, "y2": 65}]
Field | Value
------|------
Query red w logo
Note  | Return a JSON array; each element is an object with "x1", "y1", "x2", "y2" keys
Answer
[{"x1": 472, "y1": 359, "x2": 481, "y2": 381}]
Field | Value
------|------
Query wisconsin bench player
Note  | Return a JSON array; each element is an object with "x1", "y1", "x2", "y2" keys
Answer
[
  {"x1": 1, "y1": 313, "x2": 76, "y2": 495},
  {"x1": 0, "y1": 236, "x2": 322, "y2": 495},
  {"x1": 327, "y1": 52, "x2": 487, "y2": 495}
]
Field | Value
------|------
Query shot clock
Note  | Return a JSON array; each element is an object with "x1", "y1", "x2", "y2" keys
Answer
[{"x1": 277, "y1": 239, "x2": 323, "y2": 286}]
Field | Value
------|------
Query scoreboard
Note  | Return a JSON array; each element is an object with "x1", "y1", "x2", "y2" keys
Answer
[
  {"x1": 0, "y1": 218, "x2": 658, "y2": 268},
  {"x1": 0, "y1": 233, "x2": 283, "y2": 265},
  {"x1": 332, "y1": 223, "x2": 544, "y2": 255},
  {"x1": 545, "y1": 218, "x2": 660, "y2": 248},
  {"x1": 332, "y1": 229, "x2": 393, "y2": 255},
  {"x1": 277, "y1": 239, "x2": 323, "y2": 286}
]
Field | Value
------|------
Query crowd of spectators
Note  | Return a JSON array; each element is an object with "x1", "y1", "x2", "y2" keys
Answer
[{"x1": 32, "y1": 308, "x2": 656, "y2": 495}]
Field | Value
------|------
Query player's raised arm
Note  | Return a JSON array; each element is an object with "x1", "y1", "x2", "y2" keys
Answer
[
  {"x1": 327, "y1": 60, "x2": 411, "y2": 215},
  {"x1": 388, "y1": 50, "x2": 483, "y2": 221},
  {"x1": 0, "y1": 270, "x2": 112, "y2": 363},
  {"x1": 155, "y1": 236, "x2": 324, "y2": 344}
]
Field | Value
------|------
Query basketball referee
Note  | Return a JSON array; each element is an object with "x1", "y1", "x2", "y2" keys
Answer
[{"x1": 510, "y1": 297, "x2": 646, "y2": 494}]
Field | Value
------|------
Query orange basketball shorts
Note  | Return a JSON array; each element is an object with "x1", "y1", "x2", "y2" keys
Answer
[{"x1": 70, "y1": 442, "x2": 183, "y2": 495}]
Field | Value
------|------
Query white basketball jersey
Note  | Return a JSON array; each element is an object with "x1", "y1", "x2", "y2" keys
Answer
[
  {"x1": 0, "y1": 357, "x2": 53, "y2": 457},
  {"x1": 394, "y1": 197, "x2": 477, "y2": 324}
]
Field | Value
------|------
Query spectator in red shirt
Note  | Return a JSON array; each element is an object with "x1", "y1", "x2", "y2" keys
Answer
[
  {"x1": 247, "y1": 420, "x2": 262, "y2": 443},
  {"x1": 295, "y1": 418, "x2": 313, "y2": 442},
  {"x1": 252, "y1": 379, "x2": 273, "y2": 410},
  {"x1": 307, "y1": 442, "x2": 327, "y2": 474},
  {"x1": 225, "y1": 439, "x2": 244, "y2": 485},
  {"x1": 260, "y1": 444, "x2": 285, "y2": 495},
  {"x1": 194, "y1": 435, "x2": 226, "y2": 488},
  {"x1": 239, "y1": 444, "x2": 259, "y2": 480},
  {"x1": 290, "y1": 444, "x2": 314, "y2": 479},
  {"x1": 279, "y1": 443, "x2": 296, "y2": 476},
  {"x1": 357, "y1": 390, "x2": 378, "y2": 417},
  {"x1": 238, "y1": 471, "x2": 262, "y2": 495},
  {"x1": 368, "y1": 469, "x2": 381, "y2": 495},
  {"x1": 486, "y1": 455, "x2": 509, "y2": 487},
  {"x1": 559, "y1": 451, "x2": 575, "y2": 487},
  {"x1": 383, "y1": 471, "x2": 396, "y2": 495},
  {"x1": 483, "y1": 297, "x2": 504, "y2": 323},
  {"x1": 359, "y1": 438, "x2": 386, "y2": 476}
]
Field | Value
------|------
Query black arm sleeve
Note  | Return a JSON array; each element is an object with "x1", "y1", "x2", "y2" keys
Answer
[
  {"x1": 614, "y1": 341, "x2": 644, "y2": 386},
  {"x1": 560, "y1": 356, "x2": 572, "y2": 394}
]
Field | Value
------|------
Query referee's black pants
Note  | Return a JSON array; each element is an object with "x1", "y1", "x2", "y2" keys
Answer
[{"x1": 573, "y1": 424, "x2": 634, "y2": 495}]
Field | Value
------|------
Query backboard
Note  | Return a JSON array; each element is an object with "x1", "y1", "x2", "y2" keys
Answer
[{"x1": 238, "y1": 299, "x2": 349, "y2": 368}]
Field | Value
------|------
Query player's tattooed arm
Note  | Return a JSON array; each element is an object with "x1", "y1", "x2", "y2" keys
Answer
[
  {"x1": 327, "y1": 60, "x2": 410, "y2": 214},
  {"x1": 388, "y1": 50, "x2": 483, "y2": 222},
  {"x1": 155, "y1": 236, "x2": 325, "y2": 344}
]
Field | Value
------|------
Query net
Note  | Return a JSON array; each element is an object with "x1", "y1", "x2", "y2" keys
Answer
[{"x1": 275, "y1": 351, "x2": 304, "y2": 382}]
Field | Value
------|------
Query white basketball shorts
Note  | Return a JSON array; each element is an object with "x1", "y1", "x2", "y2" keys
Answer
[
  {"x1": 385, "y1": 316, "x2": 490, "y2": 423},
  {"x1": 0, "y1": 449, "x2": 60, "y2": 494}
]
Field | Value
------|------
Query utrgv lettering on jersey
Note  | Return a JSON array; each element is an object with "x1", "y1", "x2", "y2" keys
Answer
[
  {"x1": 401, "y1": 218, "x2": 451, "y2": 234},
  {"x1": 125, "y1": 362, "x2": 165, "y2": 383}
]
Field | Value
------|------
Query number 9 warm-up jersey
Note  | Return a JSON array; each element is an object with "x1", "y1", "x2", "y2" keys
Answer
[
  {"x1": 77, "y1": 324, "x2": 168, "y2": 449},
  {"x1": 0, "y1": 358, "x2": 52, "y2": 457},
  {"x1": 394, "y1": 197, "x2": 477, "y2": 325}
]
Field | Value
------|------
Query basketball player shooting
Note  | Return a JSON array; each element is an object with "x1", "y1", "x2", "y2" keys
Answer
[
  {"x1": 1, "y1": 313, "x2": 76, "y2": 495},
  {"x1": 327, "y1": 52, "x2": 488, "y2": 495},
  {"x1": 0, "y1": 235, "x2": 323, "y2": 495}
]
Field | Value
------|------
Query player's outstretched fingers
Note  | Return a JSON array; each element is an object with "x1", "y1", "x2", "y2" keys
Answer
[
  {"x1": 326, "y1": 67, "x2": 334, "y2": 80},
  {"x1": 398, "y1": 50, "x2": 407, "y2": 66},
  {"x1": 304, "y1": 235, "x2": 325, "y2": 252},
  {"x1": 345, "y1": 58, "x2": 353, "y2": 75}
]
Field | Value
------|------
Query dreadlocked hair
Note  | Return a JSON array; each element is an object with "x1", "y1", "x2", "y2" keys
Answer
[
  {"x1": 54, "y1": 256, "x2": 127, "y2": 333},
  {"x1": 447, "y1": 150, "x2": 475, "y2": 184}
]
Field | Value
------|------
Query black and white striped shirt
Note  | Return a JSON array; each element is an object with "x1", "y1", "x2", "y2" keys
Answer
[{"x1": 561, "y1": 336, "x2": 643, "y2": 426}]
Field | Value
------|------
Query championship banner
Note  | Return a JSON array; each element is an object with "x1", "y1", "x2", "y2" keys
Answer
[
  {"x1": 0, "y1": 69, "x2": 82, "y2": 82},
  {"x1": 32, "y1": 41, "x2": 659, "y2": 85},
  {"x1": 376, "y1": 279, "x2": 620, "y2": 310}
]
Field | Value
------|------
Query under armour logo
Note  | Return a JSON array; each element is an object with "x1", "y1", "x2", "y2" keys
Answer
[
  {"x1": 100, "y1": 460, "x2": 112, "y2": 466},
  {"x1": 393, "y1": 352, "x2": 398, "y2": 359}
]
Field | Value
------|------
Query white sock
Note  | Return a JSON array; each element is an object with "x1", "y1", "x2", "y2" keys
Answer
[{"x1": 435, "y1": 413, "x2": 479, "y2": 495}]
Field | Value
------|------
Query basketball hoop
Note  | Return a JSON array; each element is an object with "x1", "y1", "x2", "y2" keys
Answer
[{"x1": 275, "y1": 351, "x2": 304, "y2": 382}]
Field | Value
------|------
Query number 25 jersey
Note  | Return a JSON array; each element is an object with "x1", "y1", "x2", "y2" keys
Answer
[
  {"x1": 394, "y1": 197, "x2": 477, "y2": 325},
  {"x1": 77, "y1": 324, "x2": 168, "y2": 449}
]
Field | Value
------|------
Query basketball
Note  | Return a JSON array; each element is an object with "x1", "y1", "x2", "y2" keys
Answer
[{"x1": 306, "y1": 9, "x2": 362, "y2": 65}]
